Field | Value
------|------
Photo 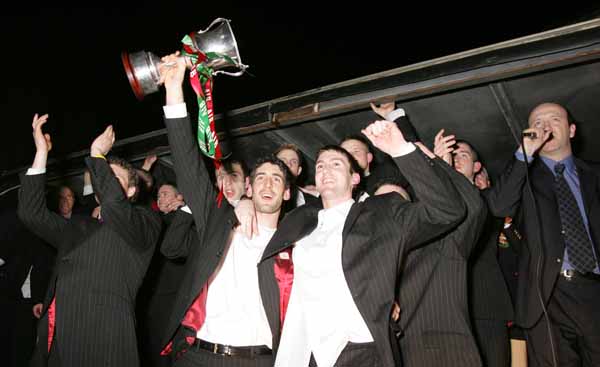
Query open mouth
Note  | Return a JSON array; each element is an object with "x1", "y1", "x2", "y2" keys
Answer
[{"x1": 261, "y1": 192, "x2": 274, "y2": 200}]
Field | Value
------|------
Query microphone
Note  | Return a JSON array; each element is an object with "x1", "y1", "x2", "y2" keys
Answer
[{"x1": 522, "y1": 131, "x2": 537, "y2": 139}]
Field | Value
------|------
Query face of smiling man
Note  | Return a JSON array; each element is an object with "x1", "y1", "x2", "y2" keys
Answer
[
  {"x1": 315, "y1": 148, "x2": 361, "y2": 208},
  {"x1": 249, "y1": 162, "x2": 291, "y2": 214}
]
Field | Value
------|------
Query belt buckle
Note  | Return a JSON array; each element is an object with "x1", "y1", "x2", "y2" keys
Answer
[
  {"x1": 561, "y1": 269, "x2": 574, "y2": 281},
  {"x1": 222, "y1": 345, "x2": 232, "y2": 356}
]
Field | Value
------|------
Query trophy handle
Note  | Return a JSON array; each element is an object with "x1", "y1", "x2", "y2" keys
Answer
[
  {"x1": 198, "y1": 17, "x2": 230, "y2": 34},
  {"x1": 213, "y1": 66, "x2": 249, "y2": 77}
]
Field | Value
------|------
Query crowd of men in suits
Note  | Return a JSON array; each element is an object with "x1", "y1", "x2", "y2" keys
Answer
[{"x1": 2, "y1": 51, "x2": 599, "y2": 367}]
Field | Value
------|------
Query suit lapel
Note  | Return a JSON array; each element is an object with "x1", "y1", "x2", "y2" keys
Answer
[
  {"x1": 261, "y1": 206, "x2": 319, "y2": 262},
  {"x1": 575, "y1": 158, "x2": 598, "y2": 219},
  {"x1": 342, "y1": 202, "x2": 363, "y2": 241}
]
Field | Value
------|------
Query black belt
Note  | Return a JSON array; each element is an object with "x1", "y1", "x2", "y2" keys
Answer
[
  {"x1": 560, "y1": 269, "x2": 600, "y2": 281},
  {"x1": 191, "y1": 339, "x2": 272, "y2": 358}
]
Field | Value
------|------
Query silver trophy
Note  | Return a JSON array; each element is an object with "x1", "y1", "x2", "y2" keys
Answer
[{"x1": 122, "y1": 18, "x2": 248, "y2": 100}]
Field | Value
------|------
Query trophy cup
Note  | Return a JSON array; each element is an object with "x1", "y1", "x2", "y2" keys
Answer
[{"x1": 121, "y1": 18, "x2": 248, "y2": 100}]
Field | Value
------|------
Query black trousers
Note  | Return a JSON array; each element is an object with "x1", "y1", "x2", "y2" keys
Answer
[
  {"x1": 526, "y1": 275, "x2": 600, "y2": 367},
  {"x1": 308, "y1": 342, "x2": 381, "y2": 367},
  {"x1": 173, "y1": 347, "x2": 273, "y2": 367},
  {"x1": 472, "y1": 319, "x2": 510, "y2": 367}
]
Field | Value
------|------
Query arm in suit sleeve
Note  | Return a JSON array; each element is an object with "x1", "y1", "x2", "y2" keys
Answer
[
  {"x1": 437, "y1": 159, "x2": 488, "y2": 258},
  {"x1": 86, "y1": 156, "x2": 161, "y2": 252},
  {"x1": 160, "y1": 209, "x2": 198, "y2": 259},
  {"x1": 18, "y1": 173, "x2": 68, "y2": 249},
  {"x1": 481, "y1": 157, "x2": 528, "y2": 218},
  {"x1": 389, "y1": 149, "x2": 466, "y2": 249},
  {"x1": 164, "y1": 116, "x2": 222, "y2": 235}
]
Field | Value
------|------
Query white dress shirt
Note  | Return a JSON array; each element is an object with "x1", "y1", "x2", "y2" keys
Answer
[
  {"x1": 296, "y1": 190, "x2": 306, "y2": 207},
  {"x1": 197, "y1": 226, "x2": 275, "y2": 348},
  {"x1": 275, "y1": 199, "x2": 373, "y2": 367}
]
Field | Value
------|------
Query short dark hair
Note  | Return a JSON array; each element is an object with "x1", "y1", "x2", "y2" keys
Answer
[
  {"x1": 158, "y1": 181, "x2": 179, "y2": 193},
  {"x1": 455, "y1": 139, "x2": 480, "y2": 163},
  {"x1": 249, "y1": 155, "x2": 293, "y2": 189},
  {"x1": 372, "y1": 176, "x2": 408, "y2": 194},
  {"x1": 219, "y1": 157, "x2": 249, "y2": 179},
  {"x1": 339, "y1": 135, "x2": 372, "y2": 153},
  {"x1": 107, "y1": 156, "x2": 140, "y2": 202},
  {"x1": 274, "y1": 143, "x2": 304, "y2": 167},
  {"x1": 316, "y1": 145, "x2": 363, "y2": 176}
]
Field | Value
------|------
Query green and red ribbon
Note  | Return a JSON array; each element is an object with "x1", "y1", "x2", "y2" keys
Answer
[{"x1": 181, "y1": 33, "x2": 236, "y2": 206}]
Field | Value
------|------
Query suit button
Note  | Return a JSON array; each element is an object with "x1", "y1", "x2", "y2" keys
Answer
[
  {"x1": 216, "y1": 251, "x2": 223, "y2": 258},
  {"x1": 557, "y1": 258, "x2": 562, "y2": 263},
  {"x1": 561, "y1": 229, "x2": 566, "y2": 235}
]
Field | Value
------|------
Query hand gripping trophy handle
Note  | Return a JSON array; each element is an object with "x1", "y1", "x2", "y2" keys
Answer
[{"x1": 121, "y1": 18, "x2": 248, "y2": 100}]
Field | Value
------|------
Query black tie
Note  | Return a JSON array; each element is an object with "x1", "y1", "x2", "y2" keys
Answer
[{"x1": 554, "y1": 163, "x2": 597, "y2": 273}]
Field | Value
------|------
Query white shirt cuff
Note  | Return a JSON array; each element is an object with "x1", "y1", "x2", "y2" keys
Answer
[
  {"x1": 391, "y1": 142, "x2": 416, "y2": 158},
  {"x1": 163, "y1": 103, "x2": 188, "y2": 119},
  {"x1": 386, "y1": 108, "x2": 405, "y2": 122},
  {"x1": 26, "y1": 167, "x2": 46, "y2": 175},
  {"x1": 83, "y1": 184, "x2": 94, "y2": 196},
  {"x1": 180, "y1": 205, "x2": 192, "y2": 214}
]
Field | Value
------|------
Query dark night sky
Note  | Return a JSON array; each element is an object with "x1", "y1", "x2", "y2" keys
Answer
[{"x1": 1, "y1": 3, "x2": 598, "y2": 173}]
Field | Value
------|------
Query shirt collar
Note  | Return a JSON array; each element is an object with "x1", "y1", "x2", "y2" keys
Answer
[
  {"x1": 540, "y1": 155, "x2": 576, "y2": 176},
  {"x1": 317, "y1": 199, "x2": 355, "y2": 228}
]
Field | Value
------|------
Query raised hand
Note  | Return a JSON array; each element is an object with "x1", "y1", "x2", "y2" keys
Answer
[
  {"x1": 90, "y1": 125, "x2": 115, "y2": 157},
  {"x1": 433, "y1": 129, "x2": 455, "y2": 166},
  {"x1": 32, "y1": 113, "x2": 52, "y2": 153},
  {"x1": 362, "y1": 120, "x2": 408, "y2": 157},
  {"x1": 520, "y1": 126, "x2": 551, "y2": 157},
  {"x1": 370, "y1": 102, "x2": 395, "y2": 119},
  {"x1": 142, "y1": 154, "x2": 158, "y2": 171},
  {"x1": 159, "y1": 51, "x2": 188, "y2": 105}
]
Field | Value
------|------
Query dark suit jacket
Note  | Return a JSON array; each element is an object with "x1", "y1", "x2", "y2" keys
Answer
[
  {"x1": 483, "y1": 156, "x2": 600, "y2": 328},
  {"x1": 469, "y1": 216, "x2": 514, "y2": 322},
  {"x1": 18, "y1": 157, "x2": 161, "y2": 367},
  {"x1": 160, "y1": 116, "x2": 241, "y2": 350},
  {"x1": 160, "y1": 209, "x2": 198, "y2": 260},
  {"x1": 257, "y1": 149, "x2": 467, "y2": 367},
  {"x1": 397, "y1": 160, "x2": 485, "y2": 367}
]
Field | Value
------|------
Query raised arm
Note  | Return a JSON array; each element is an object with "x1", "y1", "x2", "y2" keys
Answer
[
  {"x1": 87, "y1": 126, "x2": 161, "y2": 252},
  {"x1": 362, "y1": 120, "x2": 466, "y2": 248},
  {"x1": 160, "y1": 52, "x2": 219, "y2": 231},
  {"x1": 18, "y1": 114, "x2": 69, "y2": 248}
]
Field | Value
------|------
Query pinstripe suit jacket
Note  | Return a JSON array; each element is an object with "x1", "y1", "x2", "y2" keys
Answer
[
  {"x1": 159, "y1": 116, "x2": 242, "y2": 351},
  {"x1": 18, "y1": 157, "x2": 161, "y2": 367},
  {"x1": 257, "y1": 150, "x2": 467, "y2": 367},
  {"x1": 397, "y1": 160, "x2": 486, "y2": 367}
]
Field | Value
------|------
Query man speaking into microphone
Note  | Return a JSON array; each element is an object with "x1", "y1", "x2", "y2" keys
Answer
[{"x1": 484, "y1": 102, "x2": 600, "y2": 367}]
